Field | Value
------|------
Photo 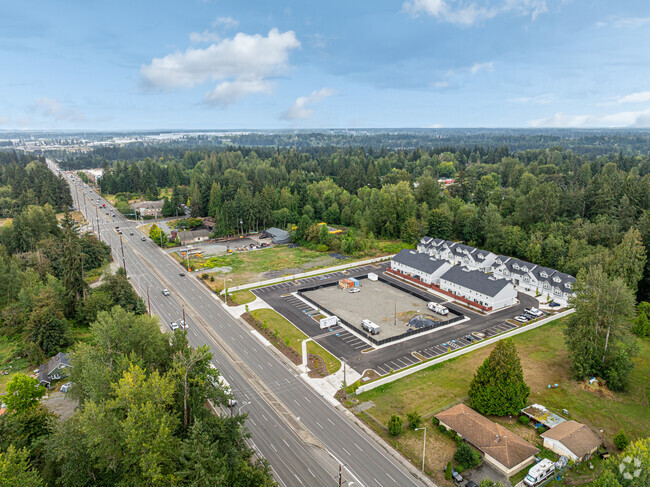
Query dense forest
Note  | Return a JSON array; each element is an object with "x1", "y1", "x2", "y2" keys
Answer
[
  {"x1": 0, "y1": 154, "x2": 274, "y2": 486},
  {"x1": 0, "y1": 151, "x2": 72, "y2": 217},
  {"x1": 94, "y1": 145, "x2": 650, "y2": 301}
]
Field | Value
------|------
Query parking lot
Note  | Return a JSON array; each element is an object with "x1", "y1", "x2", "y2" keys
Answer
[{"x1": 252, "y1": 263, "x2": 540, "y2": 375}]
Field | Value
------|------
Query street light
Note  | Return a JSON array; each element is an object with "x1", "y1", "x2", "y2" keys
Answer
[
  {"x1": 415, "y1": 427, "x2": 427, "y2": 472},
  {"x1": 238, "y1": 401, "x2": 251, "y2": 415}
]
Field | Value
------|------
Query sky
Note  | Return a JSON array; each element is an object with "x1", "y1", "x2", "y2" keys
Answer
[{"x1": 2, "y1": 0, "x2": 650, "y2": 130}]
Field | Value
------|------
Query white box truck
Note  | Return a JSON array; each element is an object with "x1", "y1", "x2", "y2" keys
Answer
[
  {"x1": 361, "y1": 319, "x2": 381, "y2": 335},
  {"x1": 524, "y1": 459, "x2": 555, "y2": 486},
  {"x1": 319, "y1": 315, "x2": 339, "y2": 329},
  {"x1": 428, "y1": 302, "x2": 449, "y2": 316}
]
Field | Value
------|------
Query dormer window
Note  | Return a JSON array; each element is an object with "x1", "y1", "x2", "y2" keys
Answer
[
  {"x1": 478, "y1": 254, "x2": 484, "y2": 259},
  {"x1": 522, "y1": 266, "x2": 528, "y2": 272},
  {"x1": 513, "y1": 264, "x2": 519, "y2": 270},
  {"x1": 496, "y1": 259, "x2": 502, "y2": 264},
  {"x1": 553, "y1": 277, "x2": 561, "y2": 283},
  {"x1": 541, "y1": 272, "x2": 548, "y2": 278},
  {"x1": 566, "y1": 283, "x2": 572, "y2": 289}
]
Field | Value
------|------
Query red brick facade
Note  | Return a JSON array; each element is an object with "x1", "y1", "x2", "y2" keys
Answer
[{"x1": 386, "y1": 268, "x2": 493, "y2": 312}]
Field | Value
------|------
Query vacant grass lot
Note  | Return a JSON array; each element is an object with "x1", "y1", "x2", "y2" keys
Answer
[{"x1": 354, "y1": 319, "x2": 650, "y2": 485}]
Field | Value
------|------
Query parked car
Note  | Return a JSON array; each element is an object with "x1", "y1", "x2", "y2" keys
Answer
[
  {"x1": 514, "y1": 316, "x2": 528, "y2": 323},
  {"x1": 169, "y1": 322, "x2": 179, "y2": 331},
  {"x1": 349, "y1": 288, "x2": 360, "y2": 293},
  {"x1": 530, "y1": 307, "x2": 544, "y2": 317},
  {"x1": 466, "y1": 482, "x2": 478, "y2": 487},
  {"x1": 60, "y1": 382, "x2": 72, "y2": 393},
  {"x1": 443, "y1": 465, "x2": 463, "y2": 483},
  {"x1": 162, "y1": 289, "x2": 170, "y2": 296},
  {"x1": 179, "y1": 320, "x2": 188, "y2": 330},
  {"x1": 548, "y1": 302, "x2": 561, "y2": 307}
]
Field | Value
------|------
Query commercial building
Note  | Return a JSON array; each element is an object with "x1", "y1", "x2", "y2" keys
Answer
[
  {"x1": 262, "y1": 227, "x2": 291, "y2": 245},
  {"x1": 131, "y1": 200, "x2": 164, "y2": 218},
  {"x1": 435, "y1": 403, "x2": 539, "y2": 476},
  {"x1": 177, "y1": 229, "x2": 210, "y2": 245}
]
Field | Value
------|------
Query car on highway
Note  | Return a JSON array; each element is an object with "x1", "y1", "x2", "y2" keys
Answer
[
  {"x1": 349, "y1": 288, "x2": 360, "y2": 293},
  {"x1": 105, "y1": 212, "x2": 109, "y2": 215},
  {"x1": 169, "y1": 322, "x2": 179, "y2": 331},
  {"x1": 130, "y1": 232, "x2": 134, "y2": 236},
  {"x1": 179, "y1": 320, "x2": 188, "y2": 330},
  {"x1": 141, "y1": 236, "x2": 146, "y2": 241},
  {"x1": 179, "y1": 272, "x2": 185, "y2": 276},
  {"x1": 115, "y1": 225, "x2": 119, "y2": 229},
  {"x1": 112, "y1": 214, "x2": 116, "y2": 217},
  {"x1": 162, "y1": 289, "x2": 170, "y2": 296}
]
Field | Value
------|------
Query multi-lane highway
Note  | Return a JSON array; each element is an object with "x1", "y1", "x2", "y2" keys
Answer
[{"x1": 51, "y1": 161, "x2": 433, "y2": 487}]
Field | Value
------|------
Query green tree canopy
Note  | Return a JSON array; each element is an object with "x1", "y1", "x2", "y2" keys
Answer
[{"x1": 468, "y1": 339, "x2": 530, "y2": 416}]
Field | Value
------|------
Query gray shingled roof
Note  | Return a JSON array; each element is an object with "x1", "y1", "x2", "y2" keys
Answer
[
  {"x1": 440, "y1": 266, "x2": 511, "y2": 297},
  {"x1": 392, "y1": 249, "x2": 448, "y2": 275}
]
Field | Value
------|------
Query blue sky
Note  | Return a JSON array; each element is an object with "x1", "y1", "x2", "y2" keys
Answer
[{"x1": 2, "y1": 0, "x2": 650, "y2": 130}]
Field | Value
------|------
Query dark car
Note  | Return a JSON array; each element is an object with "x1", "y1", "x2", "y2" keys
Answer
[
  {"x1": 179, "y1": 272, "x2": 185, "y2": 276},
  {"x1": 465, "y1": 482, "x2": 478, "y2": 487},
  {"x1": 443, "y1": 465, "x2": 463, "y2": 483}
]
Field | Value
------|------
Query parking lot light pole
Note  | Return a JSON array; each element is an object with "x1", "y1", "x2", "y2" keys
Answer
[{"x1": 415, "y1": 427, "x2": 426, "y2": 472}]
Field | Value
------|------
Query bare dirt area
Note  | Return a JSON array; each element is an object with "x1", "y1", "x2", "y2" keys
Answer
[{"x1": 43, "y1": 391, "x2": 78, "y2": 421}]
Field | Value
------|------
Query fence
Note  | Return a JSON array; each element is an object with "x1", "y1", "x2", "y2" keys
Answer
[
  {"x1": 355, "y1": 308, "x2": 575, "y2": 394},
  {"x1": 297, "y1": 274, "x2": 465, "y2": 347}
]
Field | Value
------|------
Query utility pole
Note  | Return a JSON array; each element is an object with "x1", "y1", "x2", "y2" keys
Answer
[
  {"x1": 339, "y1": 463, "x2": 342, "y2": 487},
  {"x1": 182, "y1": 305, "x2": 185, "y2": 326},
  {"x1": 394, "y1": 299, "x2": 397, "y2": 326},
  {"x1": 120, "y1": 236, "x2": 127, "y2": 276},
  {"x1": 147, "y1": 286, "x2": 151, "y2": 316},
  {"x1": 342, "y1": 360, "x2": 347, "y2": 401}
]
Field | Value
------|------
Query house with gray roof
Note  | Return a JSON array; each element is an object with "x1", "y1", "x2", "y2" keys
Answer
[
  {"x1": 37, "y1": 352, "x2": 72, "y2": 388},
  {"x1": 390, "y1": 249, "x2": 452, "y2": 285},
  {"x1": 439, "y1": 266, "x2": 517, "y2": 310}
]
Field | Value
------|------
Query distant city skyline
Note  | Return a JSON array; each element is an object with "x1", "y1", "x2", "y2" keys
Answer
[{"x1": 2, "y1": 1, "x2": 650, "y2": 130}]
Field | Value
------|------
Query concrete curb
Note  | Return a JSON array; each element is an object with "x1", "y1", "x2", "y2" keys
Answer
[{"x1": 355, "y1": 308, "x2": 575, "y2": 394}]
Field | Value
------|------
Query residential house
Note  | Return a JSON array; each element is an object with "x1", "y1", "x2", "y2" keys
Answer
[
  {"x1": 438, "y1": 265, "x2": 517, "y2": 311},
  {"x1": 390, "y1": 249, "x2": 452, "y2": 285},
  {"x1": 541, "y1": 421, "x2": 601, "y2": 462},
  {"x1": 37, "y1": 352, "x2": 72, "y2": 388},
  {"x1": 435, "y1": 403, "x2": 539, "y2": 476},
  {"x1": 177, "y1": 229, "x2": 210, "y2": 245}
]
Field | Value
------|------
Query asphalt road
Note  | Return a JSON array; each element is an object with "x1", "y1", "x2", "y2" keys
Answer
[{"x1": 52, "y1": 163, "x2": 432, "y2": 487}]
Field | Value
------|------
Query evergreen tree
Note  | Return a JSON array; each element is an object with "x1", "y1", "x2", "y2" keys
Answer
[{"x1": 468, "y1": 339, "x2": 530, "y2": 416}]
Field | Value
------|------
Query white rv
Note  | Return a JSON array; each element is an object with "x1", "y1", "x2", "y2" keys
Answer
[
  {"x1": 361, "y1": 319, "x2": 381, "y2": 335},
  {"x1": 524, "y1": 459, "x2": 555, "y2": 486},
  {"x1": 428, "y1": 302, "x2": 449, "y2": 316}
]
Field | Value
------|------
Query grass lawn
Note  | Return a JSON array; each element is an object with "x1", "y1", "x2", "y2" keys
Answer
[
  {"x1": 353, "y1": 318, "x2": 650, "y2": 484},
  {"x1": 0, "y1": 218, "x2": 10, "y2": 227},
  {"x1": 228, "y1": 290, "x2": 256, "y2": 306},
  {"x1": 250, "y1": 309, "x2": 307, "y2": 356},
  {"x1": 0, "y1": 335, "x2": 29, "y2": 394},
  {"x1": 307, "y1": 341, "x2": 341, "y2": 374}
]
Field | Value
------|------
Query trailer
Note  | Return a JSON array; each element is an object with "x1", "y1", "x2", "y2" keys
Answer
[
  {"x1": 367, "y1": 272, "x2": 378, "y2": 281},
  {"x1": 428, "y1": 302, "x2": 449, "y2": 316},
  {"x1": 319, "y1": 316, "x2": 339, "y2": 329},
  {"x1": 524, "y1": 459, "x2": 555, "y2": 486},
  {"x1": 361, "y1": 319, "x2": 381, "y2": 335}
]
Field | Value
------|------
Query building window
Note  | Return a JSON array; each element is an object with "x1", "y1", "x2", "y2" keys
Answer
[{"x1": 541, "y1": 272, "x2": 547, "y2": 278}]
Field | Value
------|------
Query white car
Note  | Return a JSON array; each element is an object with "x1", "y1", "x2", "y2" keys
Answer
[
  {"x1": 349, "y1": 288, "x2": 360, "y2": 293},
  {"x1": 514, "y1": 316, "x2": 528, "y2": 323},
  {"x1": 179, "y1": 320, "x2": 188, "y2": 330},
  {"x1": 529, "y1": 307, "x2": 544, "y2": 317},
  {"x1": 162, "y1": 289, "x2": 170, "y2": 296},
  {"x1": 169, "y1": 322, "x2": 179, "y2": 331}
]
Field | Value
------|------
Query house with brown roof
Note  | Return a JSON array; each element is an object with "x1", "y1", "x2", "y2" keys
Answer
[
  {"x1": 541, "y1": 421, "x2": 601, "y2": 462},
  {"x1": 435, "y1": 403, "x2": 539, "y2": 476}
]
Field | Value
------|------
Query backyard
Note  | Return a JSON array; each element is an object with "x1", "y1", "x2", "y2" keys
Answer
[{"x1": 352, "y1": 318, "x2": 650, "y2": 485}]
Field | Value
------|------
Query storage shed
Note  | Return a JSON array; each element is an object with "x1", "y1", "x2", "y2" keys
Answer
[{"x1": 339, "y1": 279, "x2": 354, "y2": 289}]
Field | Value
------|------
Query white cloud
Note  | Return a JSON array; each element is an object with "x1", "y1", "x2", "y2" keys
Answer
[
  {"x1": 529, "y1": 108, "x2": 650, "y2": 128},
  {"x1": 427, "y1": 123, "x2": 445, "y2": 128},
  {"x1": 189, "y1": 30, "x2": 221, "y2": 43},
  {"x1": 616, "y1": 91, "x2": 650, "y2": 104},
  {"x1": 608, "y1": 17, "x2": 650, "y2": 29},
  {"x1": 508, "y1": 93, "x2": 555, "y2": 104},
  {"x1": 470, "y1": 61, "x2": 493, "y2": 75},
  {"x1": 141, "y1": 29, "x2": 300, "y2": 106},
  {"x1": 212, "y1": 16, "x2": 239, "y2": 29},
  {"x1": 280, "y1": 88, "x2": 335, "y2": 120},
  {"x1": 32, "y1": 98, "x2": 85, "y2": 122},
  {"x1": 204, "y1": 79, "x2": 271, "y2": 106},
  {"x1": 402, "y1": 0, "x2": 548, "y2": 26}
]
